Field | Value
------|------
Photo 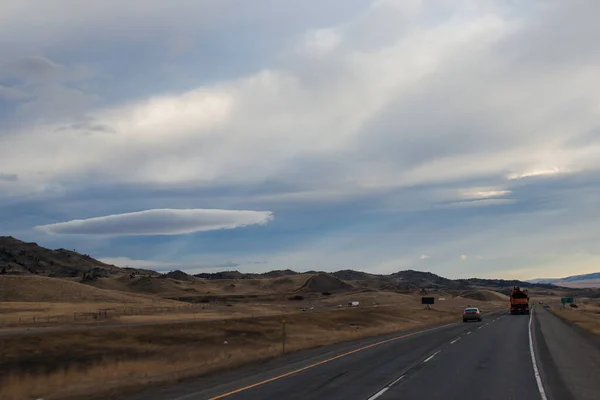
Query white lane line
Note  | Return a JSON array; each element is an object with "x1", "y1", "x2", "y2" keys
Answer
[
  {"x1": 367, "y1": 387, "x2": 389, "y2": 400},
  {"x1": 529, "y1": 310, "x2": 548, "y2": 400},
  {"x1": 450, "y1": 337, "x2": 461, "y2": 344},
  {"x1": 466, "y1": 331, "x2": 471, "y2": 335},
  {"x1": 423, "y1": 350, "x2": 441, "y2": 363},
  {"x1": 389, "y1": 374, "x2": 405, "y2": 386},
  {"x1": 367, "y1": 376, "x2": 404, "y2": 400}
]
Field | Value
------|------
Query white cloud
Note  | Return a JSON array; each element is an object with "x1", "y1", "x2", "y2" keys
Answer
[
  {"x1": 460, "y1": 254, "x2": 468, "y2": 261},
  {"x1": 459, "y1": 188, "x2": 511, "y2": 200},
  {"x1": 2, "y1": 1, "x2": 600, "y2": 278},
  {"x1": 303, "y1": 28, "x2": 342, "y2": 54},
  {"x1": 507, "y1": 167, "x2": 567, "y2": 180},
  {"x1": 0, "y1": 12, "x2": 519, "y2": 195},
  {"x1": 420, "y1": 255, "x2": 430, "y2": 260},
  {"x1": 35, "y1": 209, "x2": 274, "y2": 236}
]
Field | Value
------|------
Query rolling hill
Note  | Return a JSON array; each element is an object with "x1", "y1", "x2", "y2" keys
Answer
[
  {"x1": 0, "y1": 236, "x2": 122, "y2": 277},
  {"x1": 2, "y1": 235, "x2": 596, "y2": 303}
]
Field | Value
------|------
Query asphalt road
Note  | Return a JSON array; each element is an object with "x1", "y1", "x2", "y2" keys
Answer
[{"x1": 125, "y1": 307, "x2": 600, "y2": 400}]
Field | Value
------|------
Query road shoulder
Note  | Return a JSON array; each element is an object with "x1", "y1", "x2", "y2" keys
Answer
[{"x1": 534, "y1": 307, "x2": 600, "y2": 400}]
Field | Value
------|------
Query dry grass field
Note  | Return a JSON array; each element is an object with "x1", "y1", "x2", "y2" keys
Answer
[
  {"x1": 0, "y1": 305, "x2": 472, "y2": 400},
  {"x1": 0, "y1": 289, "x2": 508, "y2": 400},
  {"x1": 549, "y1": 299, "x2": 600, "y2": 336}
]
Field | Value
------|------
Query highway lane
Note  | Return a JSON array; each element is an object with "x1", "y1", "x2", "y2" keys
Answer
[
  {"x1": 375, "y1": 312, "x2": 539, "y2": 400},
  {"x1": 126, "y1": 310, "x2": 506, "y2": 400},
  {"x1": 124, "y1": 307, "x2": 600, "y2": 400}
]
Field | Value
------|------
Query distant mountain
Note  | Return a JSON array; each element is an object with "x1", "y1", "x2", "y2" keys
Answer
[
  {"x1": 528, "y1": 272, "x2": 600, "y2": 288},
  {"x1": 527, "y1": 278, "x2": 560, "y2": 284},
  {"x1": 331, "y1": 269, "x2": 381, "y2": 281},
  {"x1": 256, "y1": 269, "x2": 299, "y2": 278},
  {"x1": 0, "y1": 236, "x2": 122, "y2": 278},
  {"x1": 163, "y1": 270, "x2": 194, "y2": 281},
  {"x1": 193, "y1": 269, "x2": 299, "y2": 280},
  {"x1": 560, "y1": 272, "x2": 600, "y2": 282},
  {"x1": 193, "y1": 270, "x2": 250, "y2": 280},
  {"x1": 4, "y1": 235, "x2": 591, "y2": 295},
  {"x1": 296, "y1": 273, "x2": 354, "y2": 293},
  {"x1": 392, "y1": 269, "x2": 460, "y2": 288}
]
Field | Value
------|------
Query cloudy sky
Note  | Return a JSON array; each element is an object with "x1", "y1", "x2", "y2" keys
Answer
[{"x1": 1, "y1": 0, "x2": 599, "y2": 279}]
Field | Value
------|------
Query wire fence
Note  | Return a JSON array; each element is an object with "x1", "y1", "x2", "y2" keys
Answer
[{"x1": 0, "y1": 304, "x2": 209, "y2": 327}]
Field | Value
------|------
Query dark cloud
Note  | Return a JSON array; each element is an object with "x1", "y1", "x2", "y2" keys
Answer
[
  {"x1": 0, "y1": 56, "x2": 63, "y2": 83},
  {"x1": 55, "y1": 117, "x2": 117, "y2": 135},
  {"x1": 0, "y1": 173, "x2": 18, "y2": 181}
]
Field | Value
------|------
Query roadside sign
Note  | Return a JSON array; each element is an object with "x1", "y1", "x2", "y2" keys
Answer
[
  {"x1": 561, "y1": 297, "x2": 574, "y2": 304},
  {"x1": 421, "y1": 297, "x2": 435, "y2": 305}
]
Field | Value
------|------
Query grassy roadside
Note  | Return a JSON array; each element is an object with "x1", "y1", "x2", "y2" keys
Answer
[
  {"x1": 548, "y1": 302, "x2": 600, "y2": 336},
  {"x1": 1, "y1": 306, "x2": 461, "y2": 400}
]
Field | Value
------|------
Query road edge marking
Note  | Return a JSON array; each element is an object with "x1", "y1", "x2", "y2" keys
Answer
[
  {"x1": 367, "y1": 375, "x2": 405, "y2": 400},
  {"x1": 529, "y1": 309, "x2": 548, "y2": 400},
  {"x1": 367, "y1": 386, "x2": 390, "y2": 400},
  {"x1": 198, "y1": 323, "x2": 455, "y2": 400},
  {"x1": 423, "y1": 350, "x2": 440, "y2": 363}
]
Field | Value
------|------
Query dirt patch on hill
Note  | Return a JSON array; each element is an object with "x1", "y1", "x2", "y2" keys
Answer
[
  {"x1": 297, "y1": 273, "x2": 354, "y2": 293},
  {"x1": 460, "y1": 290, "x2": 509, "y2": 302}
]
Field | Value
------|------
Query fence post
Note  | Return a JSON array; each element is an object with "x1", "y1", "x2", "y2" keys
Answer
[{"x1": 282, "y1": 318, "x2": 287, "y2": 354}]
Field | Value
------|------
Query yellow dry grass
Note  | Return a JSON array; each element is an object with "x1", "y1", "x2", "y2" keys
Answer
[
  {"x1": 0, "y1": 300, "x2": 197, "y2": 329},
  {"x1": 0, "y1": 305, "x2": 464, "y2": 400},
  {"x1": 550, "y1": 300, "x2": 600, "y2": 336},
  {"x1": 0, "y1": 275, "x2": 182, "y2": 303}
]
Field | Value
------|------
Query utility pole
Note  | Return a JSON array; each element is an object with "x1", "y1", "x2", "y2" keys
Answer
[{"x1": 282, "y1": 318, "x2": 287, "y2": 354}]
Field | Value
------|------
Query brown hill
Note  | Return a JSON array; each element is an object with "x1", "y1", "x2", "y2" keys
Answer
[
  {"x1": 296, "y1": 273, "x2": 355, "y2": 293},
  {"x1": 459, "y1": 290, "x2": 510, "y2": 302},
  {"x1": 0, "y1": 236, "x2": 121, "y2": 278},
  {"x1": 331, "y1": 269, "x2": 381, "y2": 281},
  {"x1": 85, "y1": 275, "x2": 198, "y2": 297},
  {"x1": 163, "y1": 270, "x2": 195, "y2": 282},
  {"x1": 391, "y1": 270, "x2": 461, "y2": 289},
  {"x1": 1, "y1": 236, "x2": 590, "y2": 304},
  {"x1": 0, "y1": 275, "x2": 171, "y2": 303}
]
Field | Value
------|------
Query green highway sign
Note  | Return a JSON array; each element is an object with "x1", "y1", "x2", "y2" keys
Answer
[{"x1": 561, "y1": 297, "x2": 574, "y2": 304}]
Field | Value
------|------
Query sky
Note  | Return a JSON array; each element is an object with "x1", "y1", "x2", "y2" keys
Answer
[{"x1": 1, "y1": 0, "x2": 599, "y2": 280}]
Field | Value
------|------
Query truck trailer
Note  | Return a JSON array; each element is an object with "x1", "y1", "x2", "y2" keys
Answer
[{"x1": 509, "y1": 286, "x2": 529, "y2": 315}]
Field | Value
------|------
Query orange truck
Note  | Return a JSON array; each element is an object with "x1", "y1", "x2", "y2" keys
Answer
[{"x1": 510, "y1": 286, "x2": 530, "y2": 315}]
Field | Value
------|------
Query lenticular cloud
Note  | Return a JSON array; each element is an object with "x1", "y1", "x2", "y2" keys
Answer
[{"x1": 35, "y1": 209, "x2": 274, "y2": 236}]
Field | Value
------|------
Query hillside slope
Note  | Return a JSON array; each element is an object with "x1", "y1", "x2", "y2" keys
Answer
[
  {"x1": 0, "y1": 275, "x2": 175, "y2": 303},
  {"x1": 296, "y1": 273, "x2": 355, "y2": 293},
  {"x1": 0, "y1": 236, "x2": 120, "y2": 277}
]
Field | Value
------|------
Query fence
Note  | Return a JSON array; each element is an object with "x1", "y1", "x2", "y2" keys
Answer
[{"x1": 1, "y1": 304, "x2": 209, "y2": 328}]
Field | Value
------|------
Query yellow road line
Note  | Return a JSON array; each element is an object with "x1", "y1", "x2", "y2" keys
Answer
[{"x1": 207, "y1": 323, "x2": 455, "y2": 400}]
